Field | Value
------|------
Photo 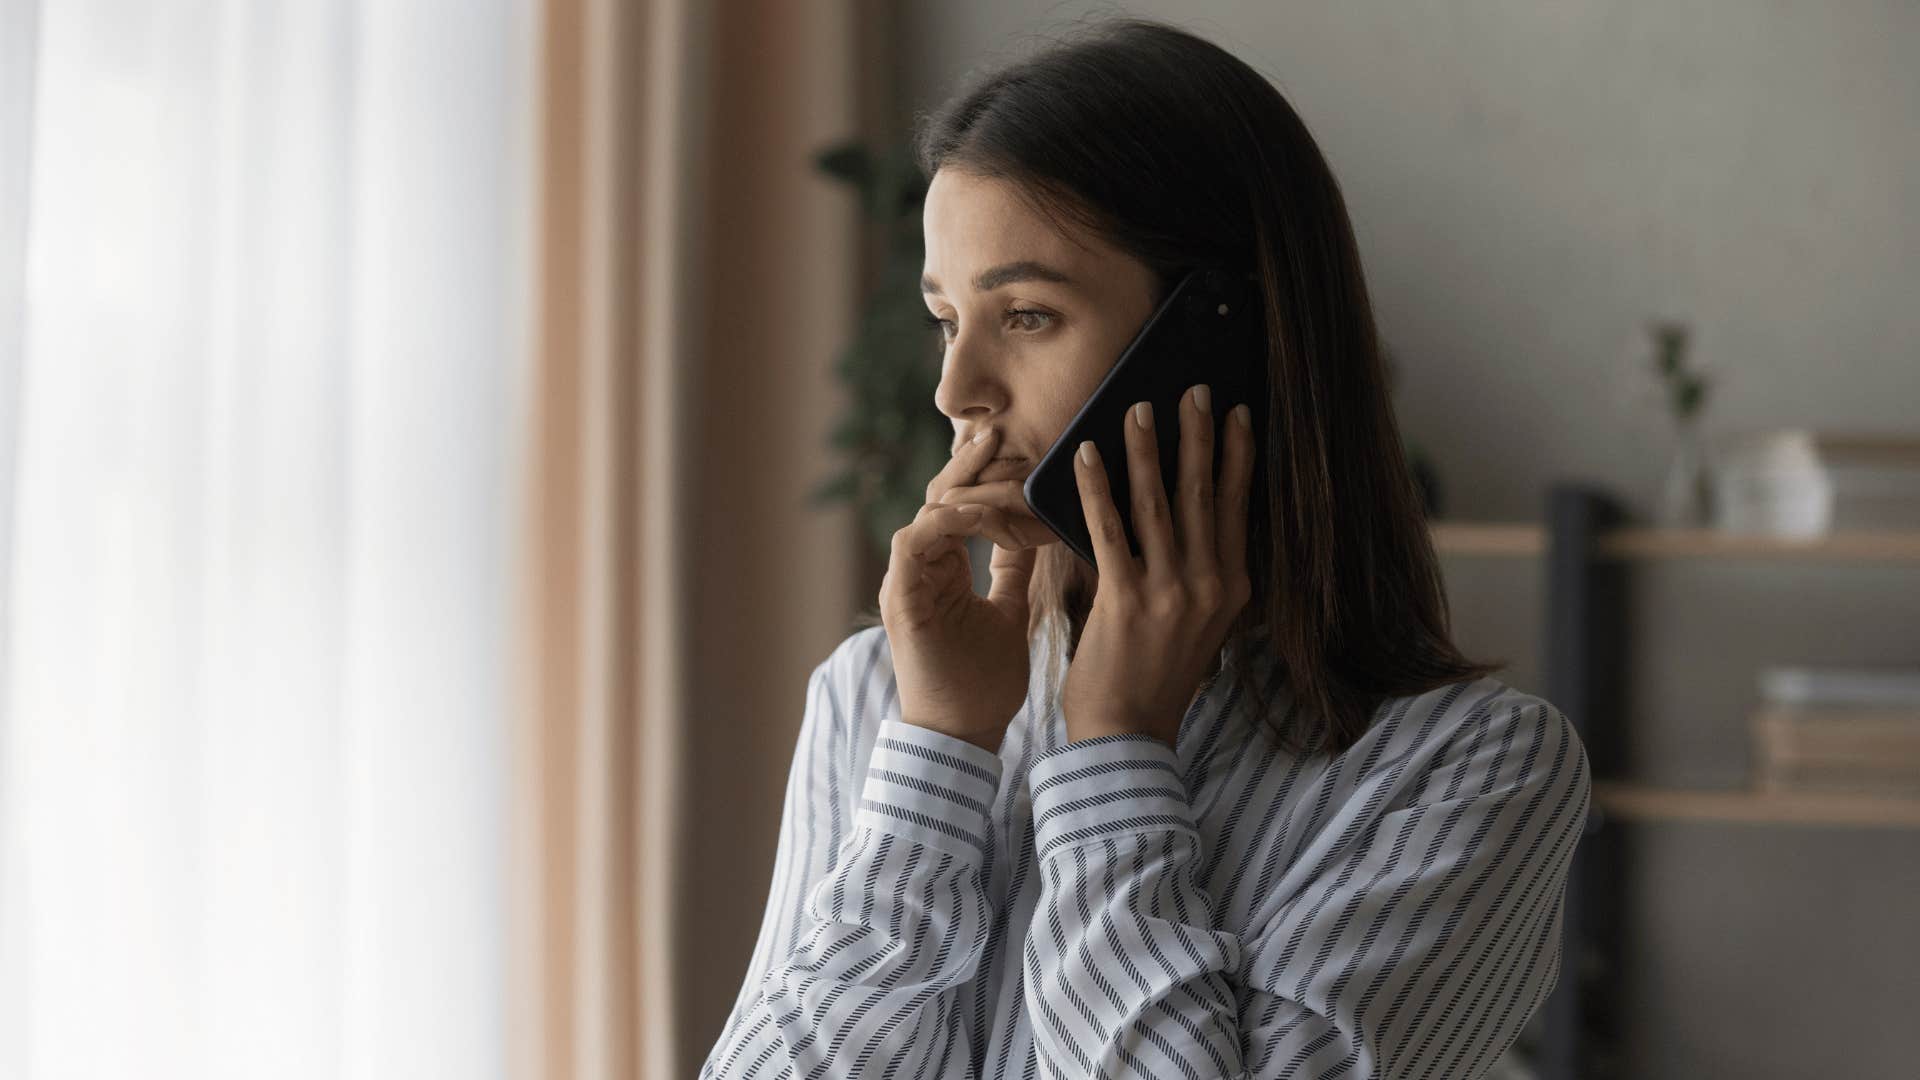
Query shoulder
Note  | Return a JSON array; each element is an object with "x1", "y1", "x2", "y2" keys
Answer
[
  {"x1": 1377, "y1": 677, "x2": 1591, "y2": 809},
  {"x1": 1385, "y1": 676, "x2": 1579, "y2": 749},
  {"x1": 1476, "y1": 680, "x2": 1586, "y2": 772},
  {"x1": 1453, "y1": 678, "x2": 1577, "y2": 738}
]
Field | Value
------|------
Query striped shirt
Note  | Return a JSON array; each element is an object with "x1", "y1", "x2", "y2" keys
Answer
[{"x1": 701, "y1": 623, "x2": 1591, "y2": 1079}]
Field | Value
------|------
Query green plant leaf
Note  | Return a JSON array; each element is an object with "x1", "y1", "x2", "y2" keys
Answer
[
  {"x1": 807, "y1": 469, "x2": 861, "y2": 506},
  {"x1": 813, "y1": 141, "x2": 873, "y2": 187},
  {"x1": 804, "y1": 135, "x2": 948, "y2": 567}
]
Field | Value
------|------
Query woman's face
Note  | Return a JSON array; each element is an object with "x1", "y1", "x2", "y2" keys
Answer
[{"x1": 920, "y1": 167, "x2": 1160, "y2": 544}]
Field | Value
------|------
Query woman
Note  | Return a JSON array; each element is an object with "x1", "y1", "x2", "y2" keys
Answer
[{"x1": 702, "y1": 17, "x2": 1590, "y2": 1080}]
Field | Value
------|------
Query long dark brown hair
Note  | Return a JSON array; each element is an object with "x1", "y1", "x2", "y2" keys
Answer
[{"x1": 866, "y1": 16, "x2": 1504, "y2": 756}]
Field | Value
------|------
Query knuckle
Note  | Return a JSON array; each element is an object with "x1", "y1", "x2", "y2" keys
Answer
[
  {"x1": 1191, "y1": 574, "x2": 1223, "y2": 608},
  {"x1": 1148, "y1": 584, "x2": 1188, "y2": 619},
  {"x1": 1098, "y1": 516, "x2": 1126, "y2": 545},
  {"x1": 1230, "y1": 574, "x2": 1254, "y2": 608}
]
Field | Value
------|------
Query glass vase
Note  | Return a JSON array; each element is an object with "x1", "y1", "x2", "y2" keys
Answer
[{"x1": 1657, "y1": 414, "x2": 1714, "y2": 527}]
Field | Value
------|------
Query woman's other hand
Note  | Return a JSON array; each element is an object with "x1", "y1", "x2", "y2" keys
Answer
[{"x1": 880, "y1": 426, "x2": 1041, "y2": 753}]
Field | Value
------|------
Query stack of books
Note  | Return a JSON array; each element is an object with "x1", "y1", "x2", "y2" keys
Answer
[
  {"x1": 1815, "y1": 433, "x2": 1920, "y2": 531},
  {"x1": 1751, "y1": 666, "x2": 1920, "y2": 796}
]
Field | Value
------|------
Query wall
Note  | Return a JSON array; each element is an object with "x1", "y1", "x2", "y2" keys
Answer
[{"x1": 894, "y1": 2, "x2": 1920, "y2": 1076}]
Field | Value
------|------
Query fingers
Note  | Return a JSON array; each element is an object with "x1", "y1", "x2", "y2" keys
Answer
[
  {"x1": 891, "y1": 504, "x2": 968, "y2": 577},
  {"x1": 1216, "y1": 403, "x2": 1254, "y2": 587},
  {"x1": 959, "y1": 504, "x2": 1034, "y2": 554},
  {"x1": 921, "y1": 427, "x2": 1055, "y2": 551},
  {"x1": 884, "y1": 501, "x2": 1019, "y2": 628},
  {"x1": 926, "y1": 426, "x2": 998, "y2": 505},
  {"x1": 986, "y1": 539, "x2": 1037, "y2": 611},
  {"x1": 898, "y1": 500, "x2": 1024, "y2": 563},
  {"x1": 1124, "y1": 400, "x2": 1177, "y2": 574},
  {"x1": 1177, "y1": 384, "x2": 1216, "y2": 572},
  {"x1": 935, "y1": 479, "x2": 1057, "y2": 549},
  {"x1": 1073, "y1": 439, "x2": 1135, "y2": 579}
]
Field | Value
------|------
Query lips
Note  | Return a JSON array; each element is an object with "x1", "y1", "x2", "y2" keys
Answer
[{"x1": 976, "y1": 456, "x2": 1030, "y2": 483}]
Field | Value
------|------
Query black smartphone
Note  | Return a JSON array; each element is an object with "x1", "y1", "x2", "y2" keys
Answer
[{"x1": 1021, "y1": 265, "x2": 1264, "y2": 569}]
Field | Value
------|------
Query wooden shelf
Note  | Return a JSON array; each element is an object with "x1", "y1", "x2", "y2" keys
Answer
[
  {"x1": 1596, "y1": 527, "x2": 1920, "y2": 561},
  {"x1": 1428, "y1": 521, "x2": 1546, "y2": 557},
  {"x1": 1592, "y1": 780, "x2": 1920, "y2": 829},
  {"x1": 1429, "y1": 521, "x2": 1920, "y2": 563}
]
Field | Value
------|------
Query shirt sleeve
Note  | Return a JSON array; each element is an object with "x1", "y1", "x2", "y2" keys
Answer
[
  {"x1": 1021, "y1": 732, "x2": 1247, "y2": 1077},
  {"x1": 700, "y1": 649, "x2": 1007, "y2": 1079},
  {"x1": 1022, "y1": 699, "x2": 1592, "y2": 1080}
]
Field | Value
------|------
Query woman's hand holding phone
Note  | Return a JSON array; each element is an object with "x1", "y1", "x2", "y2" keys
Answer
[
  {"x1": 880, "y1": 426, "x2": 1042, "y2": 753},
  {"x1": 1060, "y1": 385, "x2": 1256, "y2": 748}
]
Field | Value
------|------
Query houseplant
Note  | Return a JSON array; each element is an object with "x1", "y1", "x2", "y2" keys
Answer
[
  {"x1": 1645, "y1": 320, "x2": 1715, "y2": 525},
  {"x1": 805, "y1": 138, "x2": 950, "y2": 561}
]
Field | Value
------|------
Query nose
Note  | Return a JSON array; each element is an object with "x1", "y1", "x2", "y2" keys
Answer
[{"x1": 932, "y1": 331, "x2": 1009, "y2": 425}]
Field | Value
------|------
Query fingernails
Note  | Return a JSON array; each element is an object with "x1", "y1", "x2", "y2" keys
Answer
[
  {"x1": 1078, "y1": 440, "x2": 1098, "y2": 466},
  {"x1": 956, "y1": 504, "x2": 985, "y2": 518},
  {"x1": 1233, "y1": 404, "x2": 1251, "y2": 429},
  {"x1": 972, "y1": 429, "x2": 991, "y2": 445},
  {"x1": 1192, "y1": 384, "x2": 1210, "y2": 412},
  {"x1": 1133, "y1": 401, "x2": 1152, "y2": 429}
]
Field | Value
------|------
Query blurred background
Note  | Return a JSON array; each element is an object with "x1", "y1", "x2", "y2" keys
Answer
[{"x1": 1, "y1": 1, "x2": 1915, "y2": 1078}]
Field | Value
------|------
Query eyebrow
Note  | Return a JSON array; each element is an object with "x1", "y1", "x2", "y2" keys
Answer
[{"x1": 920, "y1": 260, "x2": 1076, "y2": 297}]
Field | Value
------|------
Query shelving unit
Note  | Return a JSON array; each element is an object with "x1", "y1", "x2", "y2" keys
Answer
[
  {"x1": 1428, "y1": 490, "x2": 1920, "y2": 1079},
  {"x1": 1588, "y1": 781, "x2": 1920, "y2": 829},
  {"x1": 1430, "y1": 520, "x2": 1920, "y2": 563}
]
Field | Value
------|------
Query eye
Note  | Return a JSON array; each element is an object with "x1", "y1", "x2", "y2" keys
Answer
[
  {"x1": 919, "y1": 308, "x2": 1056, "y2": 344},
  {"x1": 1004, "y1": 308, "x2": 1055, "y2": 332}
]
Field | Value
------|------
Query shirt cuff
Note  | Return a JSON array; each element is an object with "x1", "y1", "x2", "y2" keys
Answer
[
  {"x1": 1027, "y1": 733, "x2": 1197, "y2": 863},
  {"x1": 855, "y1": 718, "x2": 1005, "y2": 864}
]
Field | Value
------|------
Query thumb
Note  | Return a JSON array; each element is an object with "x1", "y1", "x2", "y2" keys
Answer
[{"x1": 986, "y1": 541, "x2": 1037, "y2": 614}]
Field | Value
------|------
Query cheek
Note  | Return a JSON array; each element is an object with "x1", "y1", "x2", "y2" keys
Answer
[
  {"x1": 1062, "y1": 331, "x2": 1120, "y2": 391},
  {"x1": 1019, "y1": 336, "x2": 1120, "y2": 448},
  {"x1": 1029, "y1": 376, "x2": 1099, "y2": 449}
]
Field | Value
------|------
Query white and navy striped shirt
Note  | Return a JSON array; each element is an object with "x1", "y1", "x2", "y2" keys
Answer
[{"x1": 701, "y1": 623, "x2": 1591, "y2": 1079}]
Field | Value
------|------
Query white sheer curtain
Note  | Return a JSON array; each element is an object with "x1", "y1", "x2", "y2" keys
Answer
[{"x1": 0, "y1": 2, "x2": 534, "y2": 1077}]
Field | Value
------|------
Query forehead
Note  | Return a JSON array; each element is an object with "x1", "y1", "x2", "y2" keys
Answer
[{"x1": 921, "y1": 169, "x2": 1093, "y2": 278}]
